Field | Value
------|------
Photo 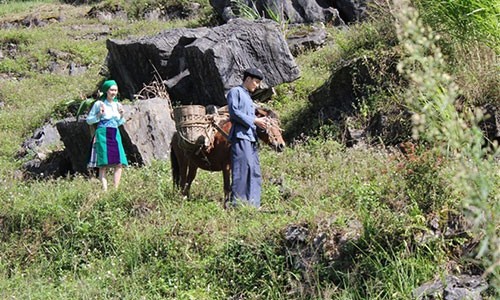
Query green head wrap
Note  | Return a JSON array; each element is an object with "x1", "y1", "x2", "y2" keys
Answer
[{"x1": 100, "y1": 79, "x2": 118, "y2": 101}]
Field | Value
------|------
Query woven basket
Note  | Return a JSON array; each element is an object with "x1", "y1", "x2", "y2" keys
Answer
[
  {"x1": 173, "y1": 105, "x2": 211, "y2": 152},
  {"x1": 173, "y1": 105, "x2": 206, "y2": 124}
]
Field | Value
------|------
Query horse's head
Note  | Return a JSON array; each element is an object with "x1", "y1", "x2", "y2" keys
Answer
[{"x1": 255, "y1": 108, "x2": 285, "y2": 152}]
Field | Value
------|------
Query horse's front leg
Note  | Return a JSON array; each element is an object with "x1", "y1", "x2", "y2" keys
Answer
[
  {"x1": 223, "y1": 164, "x2": 231, "y2": 209},
  {"x1": 178, "y1": 163, "x2": 189, "y2": 196},
  {"x1": 183, "y1": 163, "x2": 198, "y2": 198}
]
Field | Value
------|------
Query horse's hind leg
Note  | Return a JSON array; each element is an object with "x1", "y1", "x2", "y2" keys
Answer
[
  {"x1": 172, "y1": 146, "x2": 190, "y2": 198},
  {"x1": 182, "y1": 164, "x2": 198, "y2": 198},
  {"x1": 171, "y1": 149, "x2": 181, "y2": 189},
  {"x1": 171, "y1": 134, "x2": 187, "y2": 192}
]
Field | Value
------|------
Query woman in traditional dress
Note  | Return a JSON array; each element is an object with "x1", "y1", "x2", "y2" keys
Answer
[{"x1": 86, "y1": 79, "x2": 128, "y2": 191}]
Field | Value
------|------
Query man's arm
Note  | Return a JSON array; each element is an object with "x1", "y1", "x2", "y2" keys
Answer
[{"x1": 227, "y1": 88, "x2": 256, "y2": 130}]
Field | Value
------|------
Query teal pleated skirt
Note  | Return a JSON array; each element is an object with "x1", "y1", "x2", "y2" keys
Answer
[{"x1": 88, "y1": 127, "x2": 128, "y2": 168}]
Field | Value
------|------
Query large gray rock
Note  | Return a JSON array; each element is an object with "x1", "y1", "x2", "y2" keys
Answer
[
  {"x1": 55, "y1": 97, "x2": 175, "y2": 174},
  {"x1": 309, "y1": 57, "x2": 376, "y2": 117},
  {"x1": 286, "y1": 24, "x2": 329, "y2": 56},
  {"x1": 17, "y1": 121, "x2": 73, "y2": 178},
  {"x1": 55, "y1": 117, "x2": 94, "y2": 174},
  {"x1": 106, "y1": 18, "x2": 300, "y2": 106},
  {"x1": 210, "y1": 0, "x2": 374, "y2": 24},
  {"x1": 106, "y1": 27, "x2": 208, "y2": 101},
  {"x1": 309, "y1": 54, "x2": 400, "y2": 118},
  {"x1": 165, "y1": 18, "x2": 300, "y2": 106},
  {"x1": 18, "y1": 121, "x2": 63, "y2": 159},
  {"x1": 120, "y1": 97, "x2": 176, "y2": 165},
  {"x1": 413, "y1": 275, "x2": 488, "y2": 300},
  {"x1": 333, "y1": 0, "x2": 372, "y2": 24},
  {"x1": 283, "y1": 53, "x2": 405, "y2": 147},
  {"x1": 22, "y1": 151, "x2": 73, "y2": 179}
]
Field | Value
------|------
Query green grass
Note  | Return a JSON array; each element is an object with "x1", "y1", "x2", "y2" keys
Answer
[
  {"x1": 0, "y1": 0, "x2": 58, "y2": 17},
  {"x1": 0, "y1": 143, "x2": 456, "y2": 299},
  {"x1": 415, "y1": 0, "x2": 500, "y2": 53}
]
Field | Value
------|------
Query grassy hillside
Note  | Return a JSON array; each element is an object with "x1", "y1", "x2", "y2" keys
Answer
[{"x1": 0, "y1": 0, "x2": 498, "y2": 299}]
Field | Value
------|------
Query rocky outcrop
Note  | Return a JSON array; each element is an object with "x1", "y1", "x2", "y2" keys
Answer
[
  {"x1": 210, "y1": 0, "x2": 339, "y2": 24},
  {"x1": 107, "y1": 18, "x2": 300, "y2": 106},
  {"x1": 334, "y1": 0, "x2": 372, "y2": 24},
  {"x1": 19, "y1": 122, "x2": 64, "y2": 158},
  {"x1": 86, "y1": 2, "x2": 202, "y2": 22},
  {"x1": 413, "y1": 275, "x2": 488, "y2": 300},
  {"x1": 309, "y1": 57, "x2": 379, "y2": 117},
  {"x1": 106, "y1": 27, "x2": 208, "y2": 101},
  {"x1": 210, "y1": 0, "x2": 371, "y2": 25},
  {"x1": 55, "y1": 117, "x2": 96, "y2": 174},
  {"x1": 283, "y1": 216, "x2": 362, "y2": 296},
  {"x1": 284, "y1": 53, "x2": 410, "y2": 147},
  {"x1": 17, "y1": 121, "x2": 72, "y2": 179},
  {"x1": 286, "y1": 24, "x2": 328, "y2": 56},
  {"x1": 120, "y1": 97, "x2": 176, "y2": 165},
  {"x1": 164, "y1": 18, "x2": 300, "y2": 106}
]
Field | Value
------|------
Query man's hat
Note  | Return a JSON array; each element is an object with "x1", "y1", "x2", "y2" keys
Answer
[{"x1": 244, "y1": 68, "x2": 264, "y2": 80}]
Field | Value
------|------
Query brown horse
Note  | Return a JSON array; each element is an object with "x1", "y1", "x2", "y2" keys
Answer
[{"x1": 170, "y1": 107, "x2": 285, "y2": 204}]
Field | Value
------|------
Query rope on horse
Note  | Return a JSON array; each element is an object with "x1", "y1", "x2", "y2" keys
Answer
[{"x1": 175, "y1": 111, "x2": 229, "y2": 155}]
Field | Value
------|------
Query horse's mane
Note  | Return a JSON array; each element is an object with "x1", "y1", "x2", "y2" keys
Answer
[{"x1": 256, "y1": 107, "x2": 278, "y2": 119}]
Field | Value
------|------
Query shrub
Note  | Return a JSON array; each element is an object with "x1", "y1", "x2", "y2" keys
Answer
[{"x1": 395, "y1": 0, "x2": 499, "y2": 293}]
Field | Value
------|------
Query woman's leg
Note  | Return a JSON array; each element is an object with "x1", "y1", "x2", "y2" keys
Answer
[
  {"x1": 99, "y1": 167, "x2": 108, "y2": 191},
  {"x1": 113, "y1": 165, "x2": 123, "y2": 189}
]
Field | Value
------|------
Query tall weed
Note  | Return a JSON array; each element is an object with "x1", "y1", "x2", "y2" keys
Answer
[
  {"x1": 230, "y1": 0, "x2": 289, "y2": 34},
  {"x1": 415, "y1": 0, "x2": 500, "y2": 53},
  {"x1": 395, "y1": 0, "x2": 499, "y2": 292}
]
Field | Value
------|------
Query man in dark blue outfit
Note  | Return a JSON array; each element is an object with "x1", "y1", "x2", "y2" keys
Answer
[{"x1": 227, "y1": 68, "x2": 268, "y2": 208}]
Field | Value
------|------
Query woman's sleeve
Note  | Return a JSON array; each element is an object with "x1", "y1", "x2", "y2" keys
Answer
[
  {"x1": 116, "y1": 103, "x2": 125, "y2": 126},
  {"x1": 86, "y1": 101, "x2": 102, "y2": 125},
  {"x1": 116, "y1": 117, "x2": 125, "y2": 126}
]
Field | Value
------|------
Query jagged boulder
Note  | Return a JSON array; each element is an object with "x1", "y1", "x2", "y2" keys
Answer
[
  {"x1": 309, "y1": 53, "x2": 401, "y2": 118},
  {"x1": 106, "y1": 18, "x2": 300, "y2": 106},
  {"x1": 22, "y1": 151, "x2": 73, "y2": 179},
  {"x1": 120, "y1": 97, "x2": 176, "y2": 165},
  {"x1": 309, "y1": 57, "x2": 377, "y2": 118},
  {"x1": 210, "y1": 0, "x2": 371, "y2": 24},
  {"x1": 302, "y1": 53, "x2": 407, "y2": 147},
  {"x1": 164, "y1": 18, "x2": 300, "y2": 106},
  {"x1": 286, "y1": 24, "x2": 328, "y2": 56},
  {"x1": 333, "y1": 0, "x2": 372, "y2": 24},
  {"x1": 413, "y1": 275, "x2": 488, "y2": 300},
  {"x1": 210, "y1": 0, "x2": 344, "y2": 24},
  {"x1": 282, "y1": 216, "x2": 362, "y2": 293},
  {"x1": 18, "y1": 121, "x2": 64, "y2": 158},
  {"x1": 17, "y1": 121, "x2": 72, "y2": 179},
  {"x1": 55, "y1": 117, "x2": 94, "y2": 174},
  {"x1": 106, "y1": 27, "x2": 208, "y2": 101}
]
